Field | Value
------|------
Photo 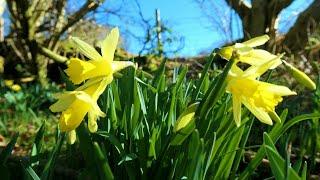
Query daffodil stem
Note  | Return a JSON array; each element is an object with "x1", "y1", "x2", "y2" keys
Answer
[{"x1": 93, "y1": 142, "x2": 114, "y2": 180}]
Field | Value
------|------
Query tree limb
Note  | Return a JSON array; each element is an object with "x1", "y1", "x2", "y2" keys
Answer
[
  {"x1": 273, "y1": 0, "x2": 293, "y2": 15},
  {"x1": 50, "y1": 0, "x2": 102, "y2": 47},
  {"x1": 226, "y1": 0, "x2": 251, "y2": 19},
  {"x1": 38, "y1": 45, "x2": 68, "y2": 63}
]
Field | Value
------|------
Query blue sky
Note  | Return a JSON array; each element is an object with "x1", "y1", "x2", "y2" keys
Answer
[
  {"x1": 3, "y1": 0, "x2": 314, "y2": 57},
  {"x1": 100, "y1": 0, "x2": 242, "y2": 56},
  {"x1": 98, "y1": 0, "x2": 314, "y2": 57}
]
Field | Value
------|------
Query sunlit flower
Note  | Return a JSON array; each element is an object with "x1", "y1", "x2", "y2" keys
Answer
[
  {"x1": 50, "y1": 77, "x2": 112, "y2": 132},
  {"x1": 4, "y1": 79, "x2": 14, "y2": 87},
  {"x1": 4, "y1": 80, "x2": 21, "y2": 91},
  {"x1": 218, "y1": 35, "x2": 281, "y2": 69},
  {"x1": 226, "y1": 58, "x2": 296, "y2": 126},
  {"x1": 65, "y1": 27, "x2": 135, "y2": 85},
  {"x1": 50, "y1": 27, "x2": 135, "y2": 133},
  {"x1": 10, "y1": 84, "x2": 21, "y2": 91}
]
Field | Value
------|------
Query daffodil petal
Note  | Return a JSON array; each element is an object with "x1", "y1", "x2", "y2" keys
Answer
[
  {"x1": 52, "y1": 90, "x2": 99, "y2": 112},
  {"x1": 88, "y1": 104, "x2": 106, "y2": 133},
  {"x1": 67, "y1": 130, "x2": 77, "y2": 144},
  {"x1": 59, "y1": 99, "x2": 91, "y2": 132},
  {"x1": 239, "y1": 50, "x2": 281, "y2": 68},
  {"x1": 75, "y1": 77, "x2": 104, "y2": 91},
  {"x1": 81, "y1": 76, "x2": 113, "y2": 100},
  {"x1": 229, "y1": 64, "x2": 244, "y2": 77},
  {"x1": 242, "y1": 55, "x2": 282, "y2": 78},
  {"x1": 234, "y1": 43, "x2": 253, "y2": 55},
  {"x1": 88, "y1": 113, "x2": 98, "y2": 133},
  {"x1": 71, "y1": 37, "x2": 102, "y2": 60},
  {"x1": 73, "y1": 91, "x2": 98, "y2": 105},
  {"x1": 262, "y1": 82, "x2": 297, "y2": 96},
  {"x1": 112, "y1": 61, "x2": 135, "y2": 73},
  {"x1": 242, "y1": 100, "x2": 273, "y2": 125},
  {"x1": 242, "y1": 35, "x2": 269, "y2": 47},
  {"x1": 50, "y1": 92, "x2": 76, "y2": 112},
  {"x1": 101, "y1": 27, "x2": 119, "y2": 62},
  {"x1": 232, "y1": 95, "x2": 242, "y2": 127}
]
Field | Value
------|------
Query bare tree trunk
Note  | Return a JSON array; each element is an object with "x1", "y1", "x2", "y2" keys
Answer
[
  {"x1": 227, "y1": 0, "x2": 320, "y2": 54},
  {"x1": 4, "y1": 0, "x2": 104, "y2": 87},
  {"x1": 281, "y1": 0, "x2": 320, "y2": 52}
]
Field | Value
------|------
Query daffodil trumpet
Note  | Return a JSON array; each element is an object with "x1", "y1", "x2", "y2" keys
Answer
[{"x1": 65, "y1": 28, "x2": 135, "y2": 85}]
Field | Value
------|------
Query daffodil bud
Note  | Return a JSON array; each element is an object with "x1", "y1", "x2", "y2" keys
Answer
[
  {"x1": 171, "y1": 103, "x2": 199, "y2": 146},
  {"x1": 173, "y1": 103, "x2": 198, "y2": 132},
  {"x1": 283, "y1": 60, "x2": 316, "y2": 91}
]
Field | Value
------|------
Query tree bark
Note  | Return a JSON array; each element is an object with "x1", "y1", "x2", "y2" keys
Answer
[{"x1": 281, "y1": 0, "x2": 320, "y2": 52}]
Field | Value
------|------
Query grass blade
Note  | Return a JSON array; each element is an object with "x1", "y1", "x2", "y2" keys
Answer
[
  {"x1": 21, "y1": 161, "x2": 40, "y2": 180},
  {"x1": 40, "y1": 133, "x2": 65, "y2": 180}
]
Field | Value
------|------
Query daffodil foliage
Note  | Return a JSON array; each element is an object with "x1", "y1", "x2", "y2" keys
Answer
[{"x1": 39, "y1": 33, "x2": 319, "y2": 179}]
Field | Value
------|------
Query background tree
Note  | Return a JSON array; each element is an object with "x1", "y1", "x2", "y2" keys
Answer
[
  {"x1": 227, "y1": 0, "x2": 320, "y2": 53},
  {"x1": 2, "y1": 0, "x2": 105, "y2": 86},
  {"x1": 196, "y1": 0, "x2": 320, "y2": 54}
]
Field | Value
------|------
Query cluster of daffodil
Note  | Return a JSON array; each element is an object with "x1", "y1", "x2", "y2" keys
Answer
[
  {"x1": 4, "y1": 79, "x2": 21, "y2": 91},
  {"x1": 49, "y1": 27, "x2": 135, "y2": 143},
  {"x1": 218, "y1": 35, "x2": 316, "y2": 127}
]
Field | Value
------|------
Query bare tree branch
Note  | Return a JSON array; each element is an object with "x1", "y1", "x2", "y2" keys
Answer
[{"x1": 51, "y1": 0, "x2": 102, "y2": 47}]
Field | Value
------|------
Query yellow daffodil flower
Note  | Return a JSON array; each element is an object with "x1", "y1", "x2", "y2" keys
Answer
[
  {"x1": 218, "y1": 35, "x2": 281, "y2": 69},
  {"x1": 4, "y1": 79, "x2": 14, "y2": 87},
  {"x1": 50, "y1": 27, "x2": 135, "y2": 133},
  {"x1": 226, "y1": 58, "x2": 296, "y2": 126},
  {"x1": 50, "y1": 76, "x2": 112, "y2": 132},
  {"x1": 65, "y1": 27, "x2": 135, "y2": 85},
  {"x1": 10, "y1": 84, "x2": 21, "y2": 91},
  {"x1": 4, "y1": 80, "x2": 21, "y2": 91}
]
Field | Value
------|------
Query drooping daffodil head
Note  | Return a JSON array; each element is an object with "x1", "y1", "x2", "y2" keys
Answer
[
  {"x1": 50, "y1": 90, "x2": 103, "y2": 132},
  {"x1": 227, "y1": 76, "x2": 296, "y2": 126},
  {"x1": 50, "y1": 77, "x2": 112, "y2": 132},
  {"x1": 65, "y1": 27, "x2": 135, "y2": 85},
  {"x1": 218, "y1": 35, "x2": 281, "y2": 69},
  {"x1": 226, "y1": 58, "x2": 296, "y2": 127}
]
